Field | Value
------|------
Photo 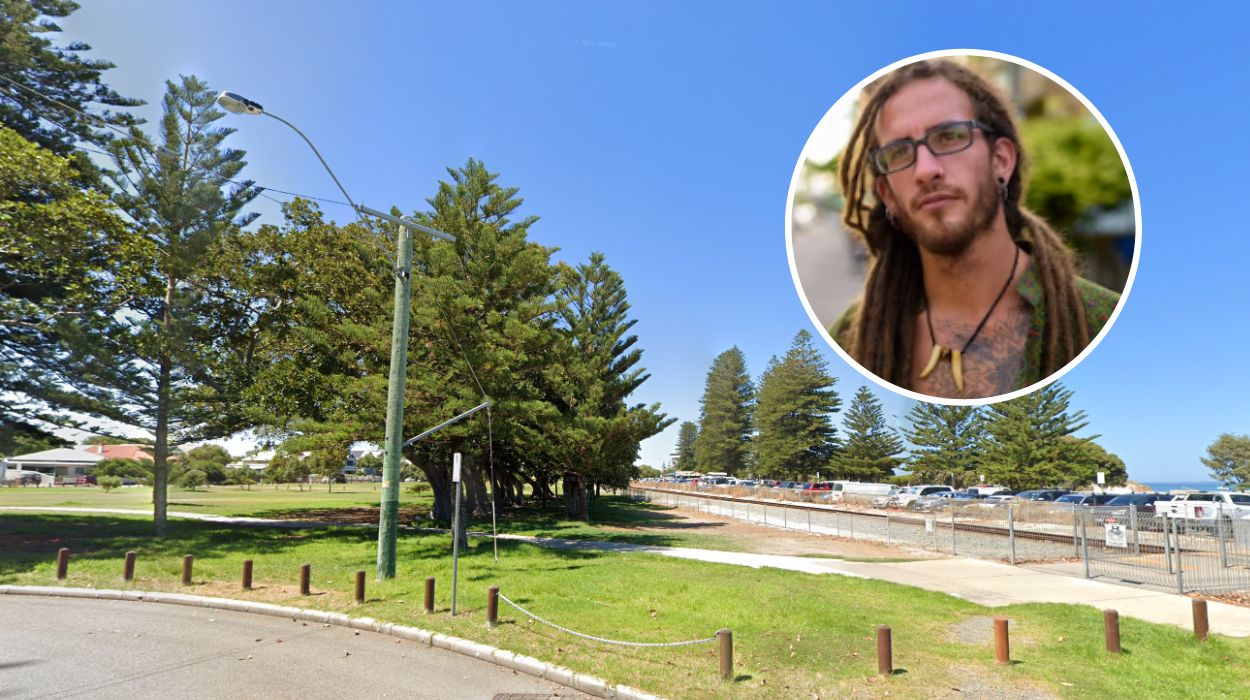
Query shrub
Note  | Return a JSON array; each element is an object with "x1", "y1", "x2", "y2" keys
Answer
[{"x1": 97, "y1": 475, "x2": 123, "y2": 492}]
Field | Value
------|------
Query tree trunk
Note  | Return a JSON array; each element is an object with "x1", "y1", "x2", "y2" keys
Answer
[
  {"x1": 416, "y1": 456, "x2": 453, "y2": 521},
  {"x1": 563, "y1": 472, "x2": 590, "y2": 521},
  {"x1": 153, "y1": 275, "x2": 176, "y2": 537}
]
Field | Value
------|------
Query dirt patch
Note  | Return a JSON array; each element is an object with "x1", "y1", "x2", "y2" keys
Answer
[
  {"x1": 263, "y1": 506, "x2": 429, "y2": 524},
  {"x1": 936, "y1": 666, "x2": 1058, "y2": 700},
  {"x1": 603, "y1": 506, "x2": 946, "y2": 560},
  {"x1": 947, "y1": 615, "x2": 1002, "y2": 645},
  {"x1": 1193, "y1": 591, "x2": 1250, "y2": 608}
]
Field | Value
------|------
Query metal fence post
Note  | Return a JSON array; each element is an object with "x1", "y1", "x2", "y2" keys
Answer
[
  {"x1": 951, "y1": 506, "x2": 957, "y2": 555},
  {"x1": 1081, "y1": 508, "x2": 1091, "y2": 579},
  {"x1": 1008, "y1": 504, "x2": 1016, "y2": 565},
  {"x1": 1072, "y1": 506, "x2": 1080, "y2": 557},
  {"x1": 1130, "y1": 506, "x2": 1140, "y2": 555},
  {"x1": 886, "y1": 512, "x2": 892, "y2": 545},
  {"x1": 1164, "y1": 513, "x2": 1174, "y2": 575},
  {"x1": 807, "y1": 509, "x2": 811, "y2": 532},
  {"x1": 1218, "y1": 503, "x2": 1229, "y2": 569},
  {"x1": 1174, "y1": 515, "x2": 1185, "y2": 594}
]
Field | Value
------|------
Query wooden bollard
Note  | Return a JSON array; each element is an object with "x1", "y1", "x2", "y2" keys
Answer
[
  {"x1": 56, "y1": 548, "x2": 69, "y2": 580},
  {"x1": 181, "y1": 554, "x2": 194, "y2": 585},
  {"x1": 487, "y1": 586, "x2": 499, "y2": 628},
  {"x1": 718, "y1": 628, "x2": 733, "y2": 680},
  {"x1": 1193, "y1": 598, "x2": 1209, "y2": 641},
  {"x1": 424, "y1": 576, "x2": 435, "y2": 613},
  {"x1": 1104, "y1": 609, "x2": 1121, "y2": 654},
  {"x1": 242, "y1": 559, "x2": 253, "y2": 590},
  {"x1": 299, "y1": 563, "x2": 311, "y2": 595},
  {"x1": 876, "y1": 625, "x2": 893, "y2": 676},
  {"x1": 355, "y1": 570, "x2": 366, "y2": 604},
  {"x1": 993, "y1": 617, "x2": 1010, "y2": 665},
  {"x1": 123, "y1": 551, "x2": 136, "y2": 581}
]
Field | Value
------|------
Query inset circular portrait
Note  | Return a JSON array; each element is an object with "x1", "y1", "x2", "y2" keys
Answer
[{"x1": 786, "y1": 49, "x2": 1138, "y2": 404}]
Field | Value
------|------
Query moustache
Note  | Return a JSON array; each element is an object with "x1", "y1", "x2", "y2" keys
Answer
[{"x1": 910, "y1": 187, "x2": 964, "y2": 211}]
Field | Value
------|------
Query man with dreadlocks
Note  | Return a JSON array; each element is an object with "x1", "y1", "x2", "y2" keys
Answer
[{"x1": 831, "y1": 59, "x2": 1120, "y2": 399}]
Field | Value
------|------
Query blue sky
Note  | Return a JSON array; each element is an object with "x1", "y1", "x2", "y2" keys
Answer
[{"x1": 56, "y1": 1, "x2": 1249, "y2": 482}]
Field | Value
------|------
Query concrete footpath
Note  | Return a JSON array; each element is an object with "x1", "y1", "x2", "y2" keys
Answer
[
  {"x1": 8, "y1": 505, "x2": 1250, "y2": 637},
  {"x1": 493, "y1": 534, "x2": 1250, "y2": 638}
]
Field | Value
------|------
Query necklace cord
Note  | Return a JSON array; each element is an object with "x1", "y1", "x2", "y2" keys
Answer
[{"x1": 925, "y1": 245, "x2": 1021, "y2": 354}]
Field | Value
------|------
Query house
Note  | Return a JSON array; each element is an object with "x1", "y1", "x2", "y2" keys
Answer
[
  {"x1": 1, "y1": 447, "x2": 104, "y2": 483},
  {"x1": 225, "y1": 450, "x2": 277, "y2": 473}
]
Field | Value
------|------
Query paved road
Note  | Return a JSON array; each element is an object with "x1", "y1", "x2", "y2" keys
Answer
[{"x1": 0, "y1": 596, "x2": 580, "y2": 699}]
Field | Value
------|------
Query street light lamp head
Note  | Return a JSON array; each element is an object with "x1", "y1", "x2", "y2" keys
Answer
[{"x1": 216, "y1": 91, "x2": 264, "y2": 116}]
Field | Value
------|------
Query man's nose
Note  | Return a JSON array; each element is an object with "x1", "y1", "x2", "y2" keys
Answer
[{"x1": 912, "y1": 143, "x2": 944, "y2": 183}]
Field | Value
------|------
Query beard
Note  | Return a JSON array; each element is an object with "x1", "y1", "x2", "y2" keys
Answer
[{"x1": 894, "y1": 170, "x2": 1000, "y2": 257}]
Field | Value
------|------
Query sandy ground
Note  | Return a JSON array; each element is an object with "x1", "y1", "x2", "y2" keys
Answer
[{"x1": 600, "y1": 503, "x2": 948, "y2": 560}]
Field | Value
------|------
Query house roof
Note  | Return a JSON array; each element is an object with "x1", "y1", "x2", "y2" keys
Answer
[
  {"x1": 81, "y1": 444, "x2": 154, "y2": 461},
  {"x1": 3, "y1": 448, "x2": 104, "y2": 466}
]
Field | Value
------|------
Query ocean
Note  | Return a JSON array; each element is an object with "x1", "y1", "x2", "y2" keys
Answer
[{"x1": 1143, "y1": 481, "x2": 1228, "y2": 492}]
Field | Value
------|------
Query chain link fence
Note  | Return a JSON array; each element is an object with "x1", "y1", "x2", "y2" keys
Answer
[
  {"x1": 627, "y1": 486, "x2": 1076, "y2": 563},
  {"x1": 628, "y1": 485, "x2": 1250, "y2": 596},
  {"x1": 1082, "y1": 506, "x2": 1250, "y2": 594}
]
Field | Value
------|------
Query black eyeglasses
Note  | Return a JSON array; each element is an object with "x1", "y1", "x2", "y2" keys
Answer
[{"x1": 869, "y1": 120, "x2": 996, "y2": 175}]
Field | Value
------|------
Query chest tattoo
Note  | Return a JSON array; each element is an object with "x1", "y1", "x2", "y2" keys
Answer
[{"x1": 912, "y1": 307, "x2": 1030, "y2": 399}]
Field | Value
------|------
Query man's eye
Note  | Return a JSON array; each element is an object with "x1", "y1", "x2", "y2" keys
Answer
[{"x1": 932, "y1": 127, "x2": 966, "y2": 146}]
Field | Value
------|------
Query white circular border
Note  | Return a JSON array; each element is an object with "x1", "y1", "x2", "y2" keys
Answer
[{"x1": 784, "y1": 48, "x2": 1142, "y2": 407}]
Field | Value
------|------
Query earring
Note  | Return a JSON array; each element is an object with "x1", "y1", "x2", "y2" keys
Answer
[
  {"x1": 998, "y1": 177, "x2": 1008, "y2": 203},
  {"x1": 885, "y1": 208, "x2": 897, "y2": 227}
]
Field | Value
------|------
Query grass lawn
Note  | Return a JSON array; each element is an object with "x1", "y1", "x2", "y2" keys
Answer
[
  {"x1": 2, "y1": 510, "x2": 1247, "y2": 699},
  {"x1": 0, "y1": 483, "x2": 426, "y2": 518}
]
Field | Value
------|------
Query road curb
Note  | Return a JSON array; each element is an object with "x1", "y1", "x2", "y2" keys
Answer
[{"x1": 0, "y1": 585, "x2": 661, "y2": 700}]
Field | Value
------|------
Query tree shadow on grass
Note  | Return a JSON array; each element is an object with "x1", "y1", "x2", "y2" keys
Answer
[{"x1": 492, "y1": 495, "x2": 725, "y2": 548}]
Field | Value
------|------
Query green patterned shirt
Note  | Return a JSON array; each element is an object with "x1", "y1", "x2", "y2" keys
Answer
[{"x1": 831, "y1": 262, "x2": 1120, "y2": 391}]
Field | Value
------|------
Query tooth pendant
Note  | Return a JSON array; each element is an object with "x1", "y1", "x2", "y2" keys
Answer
[{"x1": 919, "y1": 344, "x2": 964, "y2": 393}]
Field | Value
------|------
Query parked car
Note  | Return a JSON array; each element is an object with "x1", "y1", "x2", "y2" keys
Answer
[
  {"x1": 894, "y1": 485, "x2": 954, "y2": 509},
  {"x1": 74, "y1": 475, "x2": 98, "y2": 486},
  {"x1": 1015, "y1": 489, "x2": 1069, "y2": 502},
  {"x1": 1051, "y1": 493, "x2": 1117, "y2": 507},
  {"x1": 1156, "y1": 492, "x2": 1250, "y2": 520},
  {"x1": 1104, "y1": 493, "x2": 1173, "y2": 514},
  {"x1": 872, "y1": 488, "x2": 900, "y2": 509}
]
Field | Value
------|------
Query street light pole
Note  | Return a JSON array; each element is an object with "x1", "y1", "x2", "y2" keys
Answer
[{"x1": 216, "y1": 91, "x2": 456, "y2": 580}]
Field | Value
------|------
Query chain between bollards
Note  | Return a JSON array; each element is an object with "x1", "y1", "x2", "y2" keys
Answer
[
  {"x1": 718, "y1": 628, "x2": 733, "y2": 680},
  {"x1": 355, "y1": 570, "x2": 366, "y2": 604},
  {"x1": 487, "y1": 586, "x2": 499, "y2": 628},
  {"x1": 424, "y1": 576, "x2": 435, "y2": 613},
  {"x1": 123, "y1": 551, "x2": 136, "y2": 581},
  {"x1": 299, "y1": 563, "x2": 311, "y2": 595},
  {"x1": 242, "y1": 559, "x2": 253, "y2": 589},
  {"x1": 56, "y1": 548, "x2": 69, "y2": 580},
  {"x1": 181, "y1": 555, "x2": 194, "y2": 585},
  {"x1": 876, "y1": 625, "x2": 893, "y2": 676},
  {"x1": 994, "y1": 617, "x2": 1010, "y2": 665},
  {"x1": 1104, "y1": 609, "x2": 1121, "y2": 654}
]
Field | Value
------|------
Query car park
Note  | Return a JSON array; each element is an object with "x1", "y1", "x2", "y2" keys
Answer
[
  {"x1": 893, "y1": 485, "x2": 954, "y2": 509},
  {"x1": 1015, "y1": 489, "x2": 1070, "y2": 502},
  {"x1": 1104, "y1": 493, "x2": 1173, "y2": 514},
  {"x1": 1051, "y1": 493, "x2": 1116, "y2": 507}
]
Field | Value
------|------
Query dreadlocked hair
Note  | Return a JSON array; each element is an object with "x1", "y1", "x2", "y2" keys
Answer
[{"x1": 836, "y1": 58, "x2": 1090, "y2": 388}]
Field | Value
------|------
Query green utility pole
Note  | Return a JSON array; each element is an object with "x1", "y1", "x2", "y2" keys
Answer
[
  {"x1": 215, "y1": 92, "x2": 459, "y2": 582},
  {"x1": 377, "y1": 223, "x2": 413, "y2": 580}
]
